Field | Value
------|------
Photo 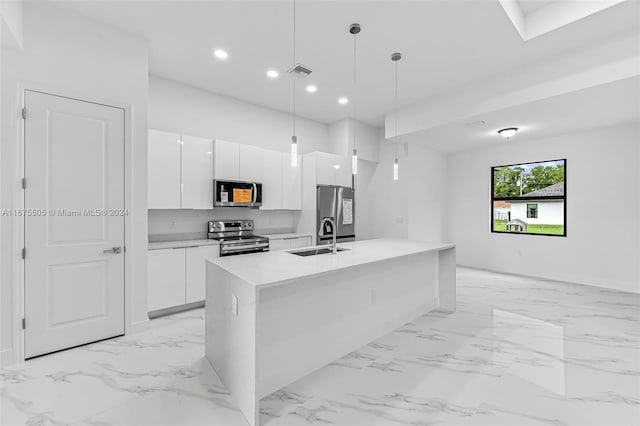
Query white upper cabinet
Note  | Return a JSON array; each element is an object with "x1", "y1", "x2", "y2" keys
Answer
[
  {"x1": 261, "y1": 149, "x2": 282, "y2": 210},
  {"x1": 282, "y1": 154, "x2": 302, "y2": 210},
  {"x1": 148, "y1": 130, "x2": 181, "y2": 209},
  {"x1": 316, "y1": 152, "x2": 352, "y2": 187},
  {"x1": 239, "y1": 144, "x2": 264, "y2": 182},
  {"x1": 213, "y1": 140, "x2": 240, "y2": 180},
  {"x1": 181, "y1": 135, "x2": 213, "y2": 209}
]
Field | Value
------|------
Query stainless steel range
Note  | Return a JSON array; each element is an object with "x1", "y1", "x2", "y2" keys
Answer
[{"x1": 207, "y1": 220, "x2": 269, "y2": 257}]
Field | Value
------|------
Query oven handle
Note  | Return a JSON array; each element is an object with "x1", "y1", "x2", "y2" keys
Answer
[
  {"x1": 252, "y1": 183, "x2": 257, "y2": 204},
  {"x1": 221, "y1": 242, "x2": 269, "y2": 253}
]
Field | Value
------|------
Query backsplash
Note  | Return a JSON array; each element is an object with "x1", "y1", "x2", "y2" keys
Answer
[{"x1": 148, "y1": 208, "x2": 300, "y2": 239}]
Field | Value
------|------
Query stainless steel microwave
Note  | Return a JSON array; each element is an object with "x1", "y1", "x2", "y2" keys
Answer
[{"x1": 213, "y1": 180, "x2": 262, "y2": 208}]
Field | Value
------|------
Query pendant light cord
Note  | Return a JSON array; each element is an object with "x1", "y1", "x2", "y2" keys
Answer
[
  {"x1": 353, "y1": 31, "x2": 357, "y2": 151},
  {"x1": 394, "y1": 59, "x2": 398, "y2": 158},
  {"x1": 292, "y1": 0, "x2": 296, "y2": 136}
]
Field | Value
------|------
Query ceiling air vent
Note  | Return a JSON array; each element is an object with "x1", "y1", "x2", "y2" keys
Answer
[
  {"x1": 288, "y1": 63, "x2": 313, "y2": 78},
  {"x1": 465, "y1": 120, "x2": 486, "y2": 127}
]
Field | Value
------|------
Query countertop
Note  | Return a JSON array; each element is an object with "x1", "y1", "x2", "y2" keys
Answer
[
  {"x1": 148, "y1": 231, "x2": 311, "y2": 250},
  {"x1": 262, "y1": 232, "x2": 313, "y2": 240},
  {"x1": 148, "y1": 239, "x2": 220, "y2": 250},
  {"x1": 208, "y1": 238, "x2": 455, "y2": 289}
]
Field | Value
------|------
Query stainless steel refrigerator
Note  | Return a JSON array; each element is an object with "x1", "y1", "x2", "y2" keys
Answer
[{"x1": 317, "y1": 185, "x2": 355, "y2": 244}]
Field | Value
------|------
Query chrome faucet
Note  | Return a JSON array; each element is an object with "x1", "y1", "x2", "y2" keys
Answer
[{"x1": 318, "y1": 217, "x2": 337, "y2": 254}]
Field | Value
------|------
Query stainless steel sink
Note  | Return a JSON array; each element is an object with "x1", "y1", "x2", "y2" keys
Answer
[{"x1": 289, "y1": 247, "x2": 349, "y2": 257}]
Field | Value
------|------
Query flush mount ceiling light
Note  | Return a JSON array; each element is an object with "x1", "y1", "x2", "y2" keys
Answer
[
  {"x1": 338, "y1": 97, "x2": 349, "y2": 105},
  {"x1": 306, "y1": 85, "x2": 317, "y2": 93},
  {"x1": 213, "y1": 49, "x2": 228, "y2": 60},
  {"x1": 498, "y1": 127, "x2": 519, "y2": 139},
  {"x1": 333, "y1": 164, "x2": 341, "y2": 169},
  {"x1": 266, "y1": 69, "x2": 279, "y2": 79}
]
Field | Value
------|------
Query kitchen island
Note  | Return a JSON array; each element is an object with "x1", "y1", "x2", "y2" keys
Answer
[{"x1": 205, "y1": 238, "x2": 456, "y2": 426}]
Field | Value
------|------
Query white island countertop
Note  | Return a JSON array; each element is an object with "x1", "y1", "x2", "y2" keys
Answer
[{"x1": 208, "y1": 238, "x2": 454, "y2": 289}]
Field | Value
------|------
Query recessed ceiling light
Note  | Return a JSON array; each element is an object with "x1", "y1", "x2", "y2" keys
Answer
[
  {"x1": 338, "y1": 97, "x2": 349, "y2": 105},
  {"x1": 213, "y1": 49, "x2": 228, "y2": 60},
  {"x1": 306, "y1": 85, "x2": 317, "y2": 93},
  {"x1": 266, "y1": 69, "x2": 279, "y2": 79},
  {"x1": 333, "y1": 164, "x2": 341, "y2": 169},
  {"x1": 497, "y1": 127, "x2": 518, "y2": 139}
]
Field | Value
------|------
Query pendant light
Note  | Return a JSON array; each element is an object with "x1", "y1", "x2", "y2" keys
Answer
[
  {"x1": 391, "y1": 52, "x2": 402, "y2": 181},
  {"x1": 290, "y1": 0, "x2": 298, "y2": 167},
  {"x1": 349, "y1": 23, "x2": 361, "y2": 176}
]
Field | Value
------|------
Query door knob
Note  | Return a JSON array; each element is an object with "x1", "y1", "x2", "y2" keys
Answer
[{"x1": 103, "y1": 247, "x2": 122, "y2": 254}]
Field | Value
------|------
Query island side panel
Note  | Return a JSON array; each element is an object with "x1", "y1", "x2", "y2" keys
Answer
[
  {"x1": 437, "y1": 247, "x2": 456, "y2": 312},
  {"x1": 255, "y1": 251, "x2": 438, "y2": 399},
  {"x1": 205, "y1": 261, "x2": 259, "y2": 426}
]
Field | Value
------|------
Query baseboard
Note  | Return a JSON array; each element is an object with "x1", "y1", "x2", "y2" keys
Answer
[
  {"x1": 129, "y1": 318, "x2": 150, "y2": 334},
  {"x1": 148, "y1": 301, "x2": 205, "y2": 319},
  {"x1": 457, "y1": 264, "x2": 640, "y2": 294},
  {"x1": 1, "y1": 348, "x2": 17, "y2": 367}
]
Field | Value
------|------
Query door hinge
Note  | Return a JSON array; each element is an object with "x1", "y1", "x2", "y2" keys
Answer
[
  {"x1": 21, "y1": 248, "x2": 26, "y2": 259},
  {"x1": 21, "y1": 108, "x2": 26, "y2": 120},
  {"x1": 21, "y1": 178, "x2": 26, "y2": 190},
  {"x1": 22, "y1": 318, "x2": 25, "y2": 330}
]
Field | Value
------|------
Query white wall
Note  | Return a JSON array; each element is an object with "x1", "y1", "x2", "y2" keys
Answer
[
  {"x1": 149, "y1": 75, "x2": 329, "y2": 153},
  {"x1": 148, "y1": 75, "x2": 331, "y2": 236},
  {"x1": 446, "y1": 124, "x2": 639, "y2": 293},
  {"x1": 355, "y1": 139, "x2": 409, "y2": 240},
  {"x1": 0, "y1": 2, "x2": 149, "y2": 365},
  {"x1": 407, "y1": 144, "x2": 447, "y2": 242},
  {"x1": 0, "y1": 0, "x2": 23, "y2": 49},
  {"x1": 148, "y1": 209, "x2": 298, "y2": 237}
]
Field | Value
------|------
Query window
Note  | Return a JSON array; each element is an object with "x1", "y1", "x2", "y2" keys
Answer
[{"x1": 491, "y1": 159, "x2": 566, "y2": 237}]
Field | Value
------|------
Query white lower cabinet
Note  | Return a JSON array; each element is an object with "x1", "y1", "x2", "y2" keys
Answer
[
  {"x1": 185, "y1": 245, "x2": 220, "y2": 303},
  {"x1": 148, "y1": 248, "x2": 186, "y2": 312},
  {"x1": 148, "y1": 244, "x2": 220, "y2": 313},
  {"x1": 268, "y1": 236, "x2": 312, "y2": 251}
]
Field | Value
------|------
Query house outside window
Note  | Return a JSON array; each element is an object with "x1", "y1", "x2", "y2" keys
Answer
[{"x1": 491, "y1": 159, "x2": 566, "y2": 236}]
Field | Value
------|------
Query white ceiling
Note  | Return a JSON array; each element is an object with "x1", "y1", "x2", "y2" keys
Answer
[
  {"x1": 47, "y1": 0, "x2": 639, "y2": 127},
  {"x1": 517, "y1": 0, "x2": 556, "y2": 15},
  {"x1": 397, "y1": 76, "x2": 640, "y2": 153}
]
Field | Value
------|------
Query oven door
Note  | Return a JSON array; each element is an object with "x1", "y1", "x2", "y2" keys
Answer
[
  {"x1": 214, "y1": 180, "x2": 262, "y2": 208},
  {"x1": 220, "y1": 240, "x2": 269, "y2": 257}
]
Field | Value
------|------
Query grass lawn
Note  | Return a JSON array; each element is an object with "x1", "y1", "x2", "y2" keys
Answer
[{"x1": 493, "y1": 219, "x2": 564, "y2": 235}]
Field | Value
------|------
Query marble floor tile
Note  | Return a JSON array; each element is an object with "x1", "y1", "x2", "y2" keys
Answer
[{"x1": 2, "y1": 267, "x2": 639, "y2": 426}]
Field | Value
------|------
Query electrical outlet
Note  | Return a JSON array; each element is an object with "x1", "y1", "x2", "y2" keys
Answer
[
  {"x1": 369, "y1": 290, "x2": 376, "y2": 305},
  {"x1": 169, "y1": 219, "x2": 176, "y2": 230},
  {"x1": 231, "y1": 295, "x2": 238, "y2": 316}
]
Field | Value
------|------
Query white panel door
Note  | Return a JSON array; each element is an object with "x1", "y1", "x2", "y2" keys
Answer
[
  {"x1": 261, "y1": 150, "x2": 282, "y2": 210},
  {"x1": 148, "y1": 248, "x2": 186, "y2": 311},
  {"x1": 239, "y1": 144, "x2": 264, "y2": 182},
  {"x1": 282, "y1": 153, "x2": 302, "y2": 210},
  {"x1": 24, "y1": 90, "x2": 125, "y2": 358},
  {"x1": 148, "y1": 129, "x2": 181, "y2": 209},
  {"x1": 181, "y1": 135, "x2": 213, "y2": 209},
  {"x1": 185, "y1": 245, "x2": 219, "y2": 303},
  {"x1": 213, "y1": 140, "x2": 240, "y2": 180}
]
